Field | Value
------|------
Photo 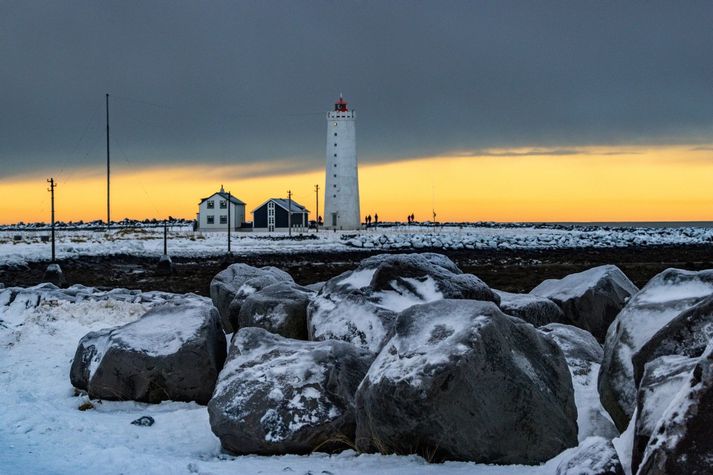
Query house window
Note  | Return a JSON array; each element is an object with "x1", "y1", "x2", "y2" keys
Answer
[
  {"x1": 207, "y1": 215, "x2": 215, "y2": 224},
  {"x1": 219, "y1": 200, "x2": 227, "y2": 209},
  {"x1": 267, "y1": 201, "x2": 275, "y2": 232},
  {"x1": 207, "y1": 200, "x2": 215, "y2": 209},
  {"x1": 220, "y1": 215, "x2": 227, "y2": 224}
]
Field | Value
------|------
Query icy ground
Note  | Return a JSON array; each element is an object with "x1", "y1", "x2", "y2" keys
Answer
[
  {"x1": 2, "y1": 223, "x2": 712, "y2": 267},
  {"x1": 0, "y1": 285, "x2": 577, "y2": 475}
]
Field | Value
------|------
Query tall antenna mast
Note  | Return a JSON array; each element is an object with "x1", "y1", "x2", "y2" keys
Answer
[{"x1": 106, "y1": 93, "x2": 111, "y2": 230}]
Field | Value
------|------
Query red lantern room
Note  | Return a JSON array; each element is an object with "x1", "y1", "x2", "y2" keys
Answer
[{"x1": 334, "y1": 94, "x2": 348, "y2": 112}]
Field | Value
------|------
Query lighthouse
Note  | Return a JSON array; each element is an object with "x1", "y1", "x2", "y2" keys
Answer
[{"x1": 324, "y1": 94, "x2": 361, "y2": 230}]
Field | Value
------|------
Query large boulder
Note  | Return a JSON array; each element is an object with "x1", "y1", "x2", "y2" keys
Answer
[
  {"x1": 236, "y1": 282, "x2": 314, "y2": 340},
  {"x1": 70, "y1": 303, "x2": 226, "y2": 404},
  {"x1": 555, "y1": 436, "x2": 624, "y2": 475},
  {"x1": 355, "y1": 299, "x2": 577, "y2": 464},
  {"x1": 208, "y1": 328, "x2": 374, "y2": 455},
  {"x1": 495, "y1": 289, "x2": 566, "y2": 326},
  {"x1": 540, "y1": 323, "x2": 619, "y2": 441},
  {"x1": 308, "y1": 253, "x2": 498, "y2": 352},
  {"x1": 209, "y1": 263, "x2": 293, "y2": 333},
  {"x1": 598, "y1": 268, "x2": 713, "y2": 431},
  {"x1": 631, "y1": 355, "x2": 698, "y2": 473},
  {"x1": 637, "y1": 342, "x2": 713, "y2": 475},
  {"x1": 632, "y1": 294, "x2": 713, "y2": 387},
  {"x1": 531, "y1": 265, "x2": 638, "y2": 341}
]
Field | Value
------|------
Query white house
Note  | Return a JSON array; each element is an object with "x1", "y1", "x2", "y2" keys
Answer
[{"x1": 196, "y1": 186, "x2": 247, "y2": 231}]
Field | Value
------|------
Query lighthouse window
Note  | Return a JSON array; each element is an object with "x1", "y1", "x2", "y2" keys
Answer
[
  {"x1": 333, "y1": 184, "x2": 337, "y2": 188},
  {"x1": 333, "y1": 194, "x2": 336, "y2": 198},
  {"x1": 333, "y1": 164, "x2": 337, "y2": 167},
  {"x1": 334, "y1": 143, "x2": 337, "y2": 147},
  {"x1": 334, "y1": 153, "x2": 337, "y2": 157},
  {"x1": 333, "y1": 174, "x2": 336, "y2": 178},
  {"x1": 334, "y1": 133, "x2": 337, "y2": 136},
  {"x1": 333, "y1": 122, "x2": 337, "y2": 126}
]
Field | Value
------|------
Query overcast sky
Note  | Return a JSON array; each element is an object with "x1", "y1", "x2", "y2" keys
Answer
[{"x1": 1, "y1": 1, "x2": 711, "y2": 179}]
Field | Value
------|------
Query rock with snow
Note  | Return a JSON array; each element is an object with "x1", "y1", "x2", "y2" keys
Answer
[
  {"x1": 237, "y1": 282, "x2": 314, "y2": 340},
  {"x1": 355, "y1": 299, "x2": 577, "y2": 464},
  {"x1": 307, "y1": 253, "x2": 498, "y2": 353},
  {"x1": 555, "y1": 436, "x2": 624, "y2": 475},
  {"x1": 305, "y1": 281, "x2": 325, "y2": 292},
  {"x1": 540, "y1": 323, "x2": 619, "y2": 441},
  {"x1": 70, "y1": 303, "x2": 226, "y2": 404},
  {"x1": 131, "y1": 415, "x2": 155, "y2": 427},
  {"x1": 531, "y1": 265, "x2": 638, "y2": 341},
  {"x1": 209, "y1": 263, "x2": 293, "y2": 333},
  {"x1": 598, "y1": 268, "x2": 713, "y2": 431},
  {"x1": 495, "y1": 289, "x2": 565, "y2": 326},
  {"x1": 637, "y1": 342, "x2": 713, "y2": 475},
  {"x1": 208, "y1": 328, "x2": 374, "y2": 455},
  {"x1": 632, "y1": 294, "x2": 713, "y2": 387},
  {"x1": 631, "y1": 355, "x2": 697, "y2": 473}
]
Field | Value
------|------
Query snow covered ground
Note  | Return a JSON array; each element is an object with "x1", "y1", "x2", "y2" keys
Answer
[
  {"x1": 0, "y1": 284, "x2": 575, "y2": 474},
  {"x1": 2, "y1": 223, "x2": 712, "y2": 267}
]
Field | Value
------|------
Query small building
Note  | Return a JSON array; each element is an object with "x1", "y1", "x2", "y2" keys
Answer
[
  {"x1": 196, "y1": 186, "x2": 247, "y2": 231},
  {"x1": 252, "y1": 198, "x2": 309, "y2": 232}
]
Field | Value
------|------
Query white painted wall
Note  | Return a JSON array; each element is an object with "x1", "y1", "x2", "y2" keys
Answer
[
  {"x1": 197, "y1": 193, "x2": 246, "y2": 231},
  {"x1": 324, "y1": 109, "x2": 361, "y2": 230}
]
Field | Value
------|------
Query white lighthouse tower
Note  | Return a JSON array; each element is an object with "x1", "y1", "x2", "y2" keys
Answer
[{"x1": 324, "y1": 94, "x2": 361, "y2": 230}]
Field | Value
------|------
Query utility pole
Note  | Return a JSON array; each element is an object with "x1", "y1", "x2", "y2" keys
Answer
[
  {"x1": 47, "y1": 178, "x2": 57, "y2": 262},
  {"x1": 227, "y1": 191, "x2": 232, "y2": 254},
  {"x1": 314, "y1": 184, "x2": 319, "y2": 233},
  {"x1": 287, "y1": 190, "x2": 292, "y2": 237},
  {"x1": 43, "y1": 178, "x2": 64, "y2": 286},
  {"x1": 106, "y1": 93, "x2": 111, "y2": 230}
]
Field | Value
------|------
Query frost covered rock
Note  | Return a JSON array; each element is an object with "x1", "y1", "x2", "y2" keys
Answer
[
  {"x1": 555, "y1": 436, "x2": 624, "y2": 475},
  {"x1": 70, "y1": 303, "x2": 226, "y2": 404},
  {"x1": 355, "y1": 299, "x2": 577, "y2": 464},
  {"x1": 209, "y1": 263, "x2": 293, "y2": 333},
  {"x1": 637, "y1": 342, "x2": 713, "y2": 475},
  {"x1": 237, "y1": 282, "x2": 314, "y2": 340},
  {"x1": 540, "y1": 324, "x2": 618, "y2": 441},
  {"x1": 208, "y1": 328, "x2": 374, "y2": 455},
  {"x1": 495, "y1": 289, "x2": 565, "y2": 326},
  {"x1": 632, "y1": 294, "x2": 713, "y2": 387},
  {"x1": 307, "y1": 253, "x2": 498, "y2": 352},
  {"x1": 598, "y1": 268, "x2": 713, "y2": 431},
  {"x1": 631, "y1": 355, "x2": 697, "y2": 473},
  {"x1": 531, "y1": 265, "x2": 638, "y2": 341}
]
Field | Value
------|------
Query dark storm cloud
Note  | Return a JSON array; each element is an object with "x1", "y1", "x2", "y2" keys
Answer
[{"x1": 1, "y1": 0, "x2": 711, "y2": 178}]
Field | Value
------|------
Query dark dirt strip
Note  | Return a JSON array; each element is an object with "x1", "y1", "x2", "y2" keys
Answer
[{"x1": 2, "y1": 245, "x2": 712, "y2": 296}]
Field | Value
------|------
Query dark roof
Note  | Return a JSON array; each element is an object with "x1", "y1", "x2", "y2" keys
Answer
[
  {"x1": 199, "y1": 191, "x2": 245, "y2": 206},
  {"x1": 252, "y1": 198, "x2": 309, "y2": 214}
]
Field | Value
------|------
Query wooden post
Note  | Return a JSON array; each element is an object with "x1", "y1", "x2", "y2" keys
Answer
[
  {"x1": 163, "y1": 220, "x2": 168, "y2": 255},
  {"x1": 227, "y1": 191, "x2": 232, "y2": 253},
  {"x1": 314, "y1": 184, "x2": 319, "y2": 232},
  {"x1": 287, "y1": 190, "x2": 292, "y2": 237},
  {"x1": 47, "y1": 178, "x2": 56, "y2": 262}
]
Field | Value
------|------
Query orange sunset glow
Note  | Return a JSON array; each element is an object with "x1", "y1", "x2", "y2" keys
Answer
[{"x1": 2, "y1": 145, "x2": 712, "y2": 225}]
